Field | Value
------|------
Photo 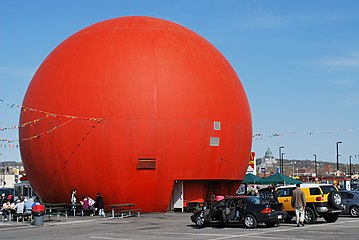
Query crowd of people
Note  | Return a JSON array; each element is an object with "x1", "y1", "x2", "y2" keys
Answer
[
  {"x1": 71, "y1": 188, "x2": 105, "y2": 216},
  {"x1": 0, "y1": 193, "x2": 40, "y2": 222},
  {"x1": 1, "y1": 188, "x2": 105, "y2": 222}
]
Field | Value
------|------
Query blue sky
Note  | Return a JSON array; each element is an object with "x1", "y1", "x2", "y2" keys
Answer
[{"x1": 0, "y1": 0, "x2": 358, "y2": 164}]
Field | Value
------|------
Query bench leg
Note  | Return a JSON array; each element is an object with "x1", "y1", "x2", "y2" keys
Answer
[{"x1": 137, "y1": 211, "x2": 140, "y2": 218}]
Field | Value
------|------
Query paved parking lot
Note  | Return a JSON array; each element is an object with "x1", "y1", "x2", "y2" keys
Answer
[{"x1": 1, "y1": 213, "x2": 358, "y2": 240}]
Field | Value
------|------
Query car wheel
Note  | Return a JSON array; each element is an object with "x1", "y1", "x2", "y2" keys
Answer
[
  {"x1": 304, "y1": 207, "x2": 317, "y2": 224},
  {"x1": 265, "y1": 222, "x2": 277, "y2": 227},
  {"x1": 349, "y1": 206, "x2": 359, "y2": 217},
  {"x1": 328, "y1": 191, "x2": 343, "y2": 209},
  {"x1": 323, "y1": 213, "x2": 339, "y2": 223},
  {"x1": 195, "y1": 215, "x2": 206, "y2": 227},
  {"x1": 244, "y1": 214, "x2": 258, "y2": 228}
]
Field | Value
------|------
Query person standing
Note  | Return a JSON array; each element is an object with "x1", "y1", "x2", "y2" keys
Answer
[
  {"x1": 95, "y1": 193, "x2": 105, "y2": 216},
  {"x1": 71, "y1": 188, "x2": 77, "y2": 216},
  {"x1": 291, "y1": 183, "x2": 306, "y2": 227}
]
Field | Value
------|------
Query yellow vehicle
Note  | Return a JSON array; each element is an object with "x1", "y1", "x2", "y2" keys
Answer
[{"x1": 276, "y1": 183, "x2": 344, "y2": 223}]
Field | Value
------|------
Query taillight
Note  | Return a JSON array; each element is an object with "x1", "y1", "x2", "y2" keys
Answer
[
  {"x1": 316, "y1": 196, "x2": 323, "y2": 201},
  {"x1": 261, "y1": 207, "x2": 272, "y2": 214}
]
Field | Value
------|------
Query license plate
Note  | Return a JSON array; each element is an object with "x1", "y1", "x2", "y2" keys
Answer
[{"x1": 278, "y1": 215, "x2": 282, "y2": 219}]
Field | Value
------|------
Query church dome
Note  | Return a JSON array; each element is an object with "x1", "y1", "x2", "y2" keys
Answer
[{"x1": 264, "y1": 148, "x2": 274, "y2": 158}]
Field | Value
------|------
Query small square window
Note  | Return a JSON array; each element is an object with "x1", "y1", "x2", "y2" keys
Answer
[
  {"x1": 214, "y1": 121, "x2": 221, "y2": 130},
  {"x1": 210, "y1": 137, "x2": 220, "y2": 146}
]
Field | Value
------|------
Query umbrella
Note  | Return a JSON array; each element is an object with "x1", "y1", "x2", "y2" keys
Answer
[
  {"x1": 261, "y1": 173, "x2": 302, "y2": 185},
  {"x1": 242, "y1": 173, "x2": 263, "y2": 184}
]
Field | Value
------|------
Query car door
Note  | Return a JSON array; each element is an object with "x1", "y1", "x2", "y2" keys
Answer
[
  {"x1": 341, "y1": 192, "x2": 353, "y2": 214},
  {"x1": 276, "y1": 187, "x2": 295, "y2": 212}
]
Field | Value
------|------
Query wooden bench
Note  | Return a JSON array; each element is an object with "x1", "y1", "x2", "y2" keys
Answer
[
  {"x1": 11, "y1": 212, "x2": 32, "y2": 223},
  {"x1": 45, "y1": 208, "x2": 68, "y2": 221},
  {"x1": 118, "y1": 208, "x2": 141, "y2": 219},
  {"x1": 44, "y1": 203, "x2": 70, "y2": 221}
]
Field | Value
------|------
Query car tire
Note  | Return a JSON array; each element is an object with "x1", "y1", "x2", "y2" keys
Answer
[
  {"x1": 323, "y1": 213, "x2": 339, "y2": 223},
  {"x1": 349, "y1": 206, "x2": 359, "y2": 217},
  {"x1": 304, "y1": 207, "x2": 317, "y2": 224},
  {"x1": 328, "y1": 191, "x2": 343, "y2": 209},
  {"x1": 195, "y1": 215, "x2": 206, "y2": 227},
  {"x1": 244, "y1": 214, "x2": 258, "y2": 228}
]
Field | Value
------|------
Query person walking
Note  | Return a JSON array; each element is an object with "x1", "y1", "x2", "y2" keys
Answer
[{"x1": 291, "y1": 183, "x2": 306, "y2": 227}]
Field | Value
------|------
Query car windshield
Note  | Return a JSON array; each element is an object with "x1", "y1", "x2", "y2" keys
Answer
[
  {"x1": 245, "y1": 197, "x2": 260, "y2": 205},
  {"x1": 320, "y1": 185, "x2": 337, "y2": 194}
]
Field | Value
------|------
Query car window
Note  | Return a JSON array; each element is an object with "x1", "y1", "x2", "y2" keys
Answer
[
  {"x1": 320, "y1": 185, "x2": 337, "y2": 194},
  {"x1": 245, "y1": 197, "x2": 260, "y2": 205},
  {"x1": 341, "y1": 192, "x2": 354, "y2": 199},
  {"x1": 309, "y1": 188, "x2": 321, "y2": 195},
  {"x1": 277, "y1": 188, "x2": 295, "y2": 197},
  {"x1": 213, "y1": 200, "x2": 225, "y2": 209}
]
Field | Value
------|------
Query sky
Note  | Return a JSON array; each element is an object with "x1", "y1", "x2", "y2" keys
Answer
[{"x1": 0, "y1": 0, "x2": 358, "y2": 164}]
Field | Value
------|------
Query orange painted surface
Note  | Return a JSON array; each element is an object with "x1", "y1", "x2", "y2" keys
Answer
[{"x1": 19, "y1": 16, "x2": 252, "y2": 212}]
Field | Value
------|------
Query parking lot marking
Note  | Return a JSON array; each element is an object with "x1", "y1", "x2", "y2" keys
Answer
[
  {"x1": 90, "y1": 237, "x2": 132, "y2": 240},
  {"x1": 150, "y1": 231, "x2": 231, "y2": 237},
  {"x1": 205, "y1": 219, "x2": 359, "y2": 240}
]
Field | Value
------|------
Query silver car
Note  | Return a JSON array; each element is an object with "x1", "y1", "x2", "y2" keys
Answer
[{"x1": 339, "y1": 190, "x2": 359, "y2": 217}]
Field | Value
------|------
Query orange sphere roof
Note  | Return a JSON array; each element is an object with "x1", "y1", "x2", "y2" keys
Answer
[{"x1": 20, "y1": 16, "x2": 252, "y2": 212}]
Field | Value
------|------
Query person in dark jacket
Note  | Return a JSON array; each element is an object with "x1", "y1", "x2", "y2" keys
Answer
[
  {"x1": 291, "y1": 183, "x2": 306, "y2": 227},
  {"x1": 95, "y1": 193, "x2": 105, "y2": 216}
]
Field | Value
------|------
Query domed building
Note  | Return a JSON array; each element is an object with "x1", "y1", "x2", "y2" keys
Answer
[{"x1": 257, "y1": 148, "x2": 277, "y2": 169}]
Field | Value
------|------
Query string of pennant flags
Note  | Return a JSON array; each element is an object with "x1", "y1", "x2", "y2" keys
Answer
[
  {"x1": 0, "y1": 115, "x2": 51, "y2": 131},
  {"x1": 0, "y1": 98, "x2": 103, "y2": 121},
  {"x1": 1, "y1": 98, "x2": 104, "y2": 145},
  {"x1": 252, "y1": 128, "x2": 357, "y2": 140}
]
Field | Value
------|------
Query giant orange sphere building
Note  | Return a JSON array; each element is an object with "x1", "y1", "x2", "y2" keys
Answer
[{"x1": 19, "y1": 16, "x2": 252, "y2": 212}]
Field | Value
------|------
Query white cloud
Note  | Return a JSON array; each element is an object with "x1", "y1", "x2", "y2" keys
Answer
[
  {"x1": 331, "y1": 79, "x2": 355, "y2": 86},
  {"x1": 341, "y1": 95, "x2": 359, "y2": 107},
  {"x1": 311, "y1": 51, "x2": 359, "y2": 68}
]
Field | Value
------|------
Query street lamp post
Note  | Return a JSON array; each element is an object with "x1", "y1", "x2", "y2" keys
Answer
[
  {"x1": 279, "y1": 146, "x2": 284, "y2": 174},
  {"x1": 281, "y1": 153, "x2": 285, "y2": 174},
  {"x1": 349, "y1": 156, "x2": 352, "y2": 177},
  {"x1": 336, "y1": 141, "x2": 342, "y2": 172},
  {"x1": 314, "y1": 154, "x2": 317, "y2": 177}
]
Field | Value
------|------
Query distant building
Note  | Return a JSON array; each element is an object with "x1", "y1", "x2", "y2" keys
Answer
[
  {"x1": 1, "y1": 161, "x2": 24, "y2": 188},
  {"x1": 257, "y1": 148, "x2": 277, "y2": 167}
]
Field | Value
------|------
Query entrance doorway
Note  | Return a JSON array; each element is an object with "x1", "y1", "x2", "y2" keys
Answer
[{"x1": 170, "y1": 180, "x2": 183, "y2": 212}]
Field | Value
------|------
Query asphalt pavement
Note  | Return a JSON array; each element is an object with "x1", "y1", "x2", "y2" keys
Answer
[{"x1": 0, "y1": 212, "x2": 358, "y2": 240}]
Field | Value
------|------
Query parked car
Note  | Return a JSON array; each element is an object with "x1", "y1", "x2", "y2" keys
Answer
[
  {"x1": 190, "y1": 196, "x2": 286, "y2": 228},
  {"x1": 275, "y1": 184, "x2": 344, "y2": 224},
  {"x1": 339, "y1": 189, "x2": 359, "y2": 217}
]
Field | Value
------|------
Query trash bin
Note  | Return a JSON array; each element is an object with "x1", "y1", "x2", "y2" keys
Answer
[{"x1": 32, "y1": 204, "x2": 45, "y2": 226}]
